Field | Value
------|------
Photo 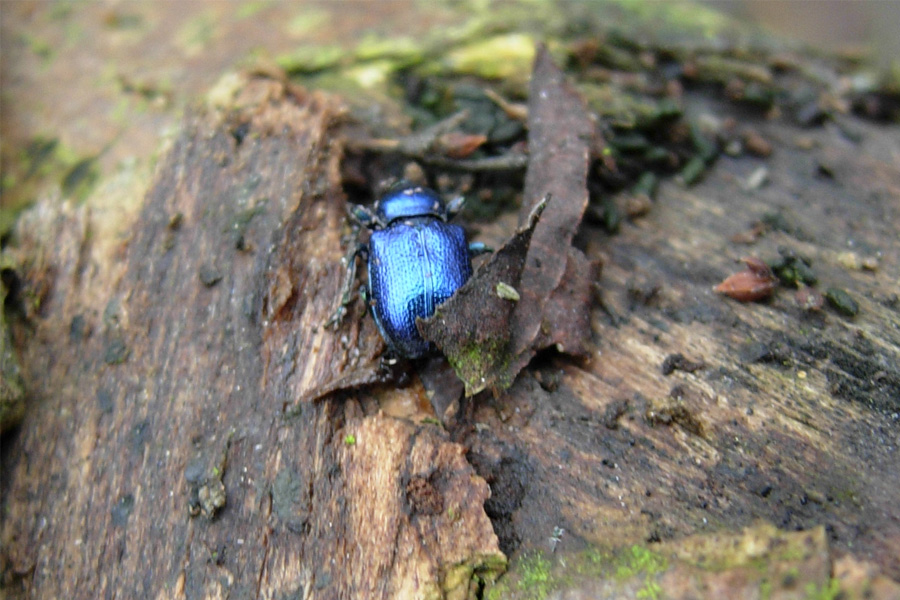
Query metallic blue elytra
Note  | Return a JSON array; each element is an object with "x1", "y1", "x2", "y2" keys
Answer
[{"x1": 365, "y1": 185, "x2": 473, "y2": 358}]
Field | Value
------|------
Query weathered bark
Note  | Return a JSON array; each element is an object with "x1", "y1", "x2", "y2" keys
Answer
[
  {"x1": 1, "y1": 77, "x2": 503, "y2": 599},
  {"x1": 2, "y1": 4, "x2": 900, "y2": 600},
  {"x1": 459, "y1": 107, "x2": 900, "y2": 595}
]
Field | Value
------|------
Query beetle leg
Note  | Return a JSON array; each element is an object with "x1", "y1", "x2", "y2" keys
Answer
[
  {"x1": 350, "y1": 204, "x2": 383, "y2": 229},
  {"x1": 358, "y1": 284, "x2": 370, "y2": 310},
  {"x1": 325, "y1": 243, "x2": 368, "y2": 329},
  {"x1": 468, "y1": 241, "x2": 492, "y2": 257}
]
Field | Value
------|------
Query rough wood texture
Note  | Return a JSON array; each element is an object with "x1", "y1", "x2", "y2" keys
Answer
[
  {"x1": 3, "y1": 4, "x2": 900, "y2": 599},
  {"x1": 1, "y1": 77, "x2": 503, "y2": 599},
  {"x1": 461, "y1": 105, "x2": 900, "y2": 589}
]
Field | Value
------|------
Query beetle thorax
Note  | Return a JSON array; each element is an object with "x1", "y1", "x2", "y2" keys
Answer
[{"x1": 375, "y1": 185, "x2": 447, "y2": 224}]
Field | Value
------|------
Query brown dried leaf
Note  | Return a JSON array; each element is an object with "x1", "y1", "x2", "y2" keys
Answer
[
  {"x1": 715, "y1": 257, "x2": 778, "y2": 302},
  {"x1": 417, "y1": 204, "x2": 547, "y2": 396},
  {"x1": 511, "y1": 43, "x2": 594, "y2": 360},
  {"x1": 419, "y1": 45, "x2": 595, "y2": 395},
  {"x1": 434, "y1": 132, "x2": 488, "y2": 159}
]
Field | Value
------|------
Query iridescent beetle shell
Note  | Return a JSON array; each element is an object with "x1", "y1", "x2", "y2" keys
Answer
[{"x1": 365, "y1": 185, "x2": 472, "y2": 358}]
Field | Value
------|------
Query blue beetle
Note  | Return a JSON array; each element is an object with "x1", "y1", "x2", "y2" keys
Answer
[{"x1": 330, "y1": 183, "x2": 483, "y2": 358}]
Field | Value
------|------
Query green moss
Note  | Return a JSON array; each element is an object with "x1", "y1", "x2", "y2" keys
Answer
[
  {"x1": 614, "y1": 545, "x2": 668, "y2": 580},
  {"x1": 581, "y1": 547, "x2": 612, "y2": 573},
  {"x1": 435, "y1": 33, "x2": 536, "y2": 82},
  {"x1": 235, "y1": 1, "x2": 269, "y2": 19},
  {"x1": 517, "y1": 552, "x2": 555, "y2": 600},
  {"x1": 612, "y1": 545, "x2": 668, "y2": 600},
  {"x1": 341, "y1": 60, "x2": 397, "y2": 90},
  {"x1": 61, "y1": 156, "x2": 100, "y2": 202},
  {"x1": 632, "y1": 172, "x2": 658, "y2": 199},
  {"x1": 825, "y1": 288, "x2": 859, "y2": 317},
  {"x1": 276, "y1": 44, "x2": 348, "y2": 74},
  {"x1": 0, "y1": 207, "x2": 16, "y2": 239},
  {"x1": 783, "y1": 566, "x2": 800, "y2": 586},
  {"x1": 487, "y1": 529, "x2": 836, "y2": 598},
  {"x1": 770, "y1": 253, "x2": 817, "y2": 287},
  {"x1": 606, "y1": 0, "x2": 742, "y2": 43},
  {"x1": 484, "y1": 581, "x2": 508, "y2": 600},
  {"x1": 488, "y1": 545, "x2": 670, "y2": 599},
  {"x1": 442, "y1": 563, "x2": 473, "y2": 600},
  {"x1": 680, "y1": 156, "x2": 707, "y2": 186},
  {"x1": 579, "y1": 83, "x2": 678, "y2": 129},
  {"x1": 3, "y1": 135, "x2": 113, "y2": 214},
  {"x1": 804, "y1": 578, "x2": 841, "y2": 600},
  {"x1": 637, "y1": 578, "x2": 663, "y2": 600},
  {"x1": 21, "y1": 136, "x2": 59, "y2": 178},
  {"x1": 445, "y1": 336, "x2": 511, "y2": 396},
  {"x1": 448, "y1": 552, "x2": 507, "y2": 600},
  {"x1": 354, "y1": 33, "x2": 425, "y2": 65},
  {"x1": 760, "y1": 578, "x2": 773, "y2": 600},
  {"x1": 21, "y1": 32, "x2": 55, "y2": 65}
]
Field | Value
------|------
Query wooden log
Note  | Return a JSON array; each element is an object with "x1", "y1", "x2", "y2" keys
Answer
[
  {"x1": 2, "y1": 7, "x2": 900, "y2": 598},
  {"x1": 1, "y1": 76, "x2": 503, "y2": 599},
  {"x1": 461, "y1": 105, "x2": 900, "y2": 592}
]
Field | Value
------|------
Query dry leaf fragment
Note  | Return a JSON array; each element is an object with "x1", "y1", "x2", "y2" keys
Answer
[{"x1": 715, "y1": 257, "x2": 778, "y2": 302}]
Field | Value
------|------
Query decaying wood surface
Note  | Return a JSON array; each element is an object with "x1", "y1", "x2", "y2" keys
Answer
[
  {"x1": 2, "y1": 7, "x2": 900, "y2": 600},
  {"x1": 1, "y1": 77, "x2": 503, "y2": 599},
  {"x1": 5, "y1": 67, "x2": 900, "y2": 599},
  {"x1": 461, "y1": 105, "x2": 900, "y2": 595}
]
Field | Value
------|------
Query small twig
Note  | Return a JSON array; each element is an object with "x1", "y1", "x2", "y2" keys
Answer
[
  {"x1": 423, "y1": 152, "x2": 528, "y2": 172},
  {"x1": 345, "y1": 110, "x2": 470, "y2": 156},
  {"x1": 345, "y1": 108, "x2": 528, "y2": 173},
  {"x1": 484, "y1": 88, "x2": 528, "y2": 121}
]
